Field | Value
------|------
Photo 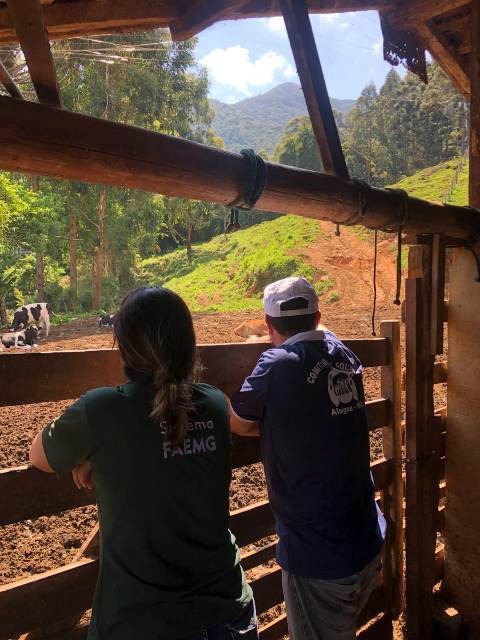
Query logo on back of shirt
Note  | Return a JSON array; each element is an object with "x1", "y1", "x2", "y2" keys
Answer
[{"x1": 328, "y1": 364, "x2": 363, "y2": 415}]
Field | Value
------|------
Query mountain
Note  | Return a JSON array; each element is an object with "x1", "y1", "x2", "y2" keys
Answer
[{"x1": 210, "y1": 82, "x2": 355, "y2": 154}]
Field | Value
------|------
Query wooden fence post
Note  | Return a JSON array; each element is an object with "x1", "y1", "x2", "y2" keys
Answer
[
  {"x1": 405, "y1": 243, "x2": 438, "y2": 640},
  {"x1": 380, "y1": 320, "x2": 404, "y2": 619}
]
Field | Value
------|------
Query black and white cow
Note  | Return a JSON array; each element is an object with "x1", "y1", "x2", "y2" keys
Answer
[
  {"x1": 1, "y1": 325, "x2": 39, "y2": 349},
  {"x1": 99, "y1": 313, "x2": 116, "y2": 328},
  {"x1": 12, "y1": 302, "x2": 51, "y2": 337}
]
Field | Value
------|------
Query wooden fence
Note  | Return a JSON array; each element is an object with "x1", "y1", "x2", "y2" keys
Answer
[{"x1": 0, "y1": 326, "x2": 402, "y2": 640}]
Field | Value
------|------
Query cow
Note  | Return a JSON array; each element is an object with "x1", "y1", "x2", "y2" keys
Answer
[
  {"x1": 12, "y1": 302, "x2": 51, "y2": 337},
  {"x1": 234, "y1": 319, "x2": 328, "y2": 343},
  {"x1": 1, "y1": 325, "x2": 39, "y2": 349},
  {"x1": 99, "y1": 313, "x2": 116, "y2": 328}
]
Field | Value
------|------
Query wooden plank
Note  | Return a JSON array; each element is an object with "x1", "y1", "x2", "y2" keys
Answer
[
  {"x1": 6, "y1": 0, "x2": 61, "y2": 106},
  {"x1": 260, "y1": 614, "x2": 288, "y2": 640},
  {"x1": 250, "y1": 567, "x2": 284, "y2": 614},
  {"x1": 430, "y1": 235, "x2": 446, "y2": 355},
  {"x1": 0, "y1": 0, "x2": 178, "y2": 44},
  {"x1": 405, "y1": 245, "x2": 438, "y2": 640},
  {"x1": 0, "y1": 1, "x2": 397, "y2": 45},
  {"x1": 0, "y1": 59, "x2": 24, "y2": 99},
  {"x1": 0, "y1": 558, "x2": 98, "y2": 640},
  {"x1": 471, "y1": 0, "x2": 480, "y2": 207},
  {"x1": 241, "y1": 541, "x2": 277, "y2": 571},
  {"x1": 0, "y1": 466, "x2": 95, "y2": 526},
  {"x1": 279, "y1": 0, "x2": 349, "y2": 178},
  {"x1": 389, "y1": 0, "x2": 471, "y2": 25},
  {"x1": 170, "y1": 0, "x2": 250, "y2": 41},
  {"x1": 0, "y1": 96, "x2": 479, "y2": 242},
  {"x1": 380, "y1": 321, "x2": 404, "y2": 618},
  {"x1": 230, "y1": 501, "x2": 275, "y2": 548},
  {"x1": 0, "y1": 339, "x2": 388, "y2": 407},
  {"x1": 357, "y1": 613, "x2": 393, "y2": 640},
  {"x1": 0, "y1": 460, "x2": 389, "y2": 530},
  {"x1": 414, "y1": 20, "x2": 470, "y2": 98}
]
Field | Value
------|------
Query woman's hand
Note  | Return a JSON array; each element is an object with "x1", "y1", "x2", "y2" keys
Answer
[{"x1": 72, "y1": 461, "x2": 93, "y2": 490}]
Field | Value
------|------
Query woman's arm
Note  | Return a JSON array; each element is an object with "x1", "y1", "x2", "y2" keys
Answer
[{"x1": 29, "y1": 432, "x2": 55, "y2": 473}]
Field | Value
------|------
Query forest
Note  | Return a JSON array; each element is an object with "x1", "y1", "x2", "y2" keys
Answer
[{"x1": 0, "y1": 30, "x2": 468, "y2": 321}]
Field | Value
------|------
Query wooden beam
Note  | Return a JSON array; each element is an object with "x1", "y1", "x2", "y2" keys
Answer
[
  {"x1": 0, "y1": 97, "x2": 479, "y2": 241},
  {"x1": 0, "y1": 0, "x2": 179, "y2": 45},
  {"x1": 0, "y1": 59, "x2": 24, "y2": 99},
  {"x1": 0, "y1": 447, "x2": 392, "y2": 527},
  {"x1": 6, "y1": 0, "x2": 61, "y2": 106},
  {"x1": 414, "y1": 20, "x2": 470, "y2": 98},
  {"x1": 405, "y1": 245, "x2": 438, "y2": 640},
  {"x1": 0, "y1": 1, "x2": 396, "y2": 45},
  {"x1": 380, "y1": 321, "x2": 404, "y2": 618},
  {"x1": 389, "y1": 0, "x2": 471, "y2": 25},
  {"x1": 279, "y1": 0, "x2": 349, "y2": 178},
  {"x1": 170, "y1": 0, "x2": 250, "y2": 41},
  {"x1": 430, "y1": 234, "x2": 446, "y2": 355},
  {"x1": 0, "y1": 340, "x2": 388, "y2": 408},
  {"x1": 470, "y1": 0, "x2": 480, "y2": 208}
]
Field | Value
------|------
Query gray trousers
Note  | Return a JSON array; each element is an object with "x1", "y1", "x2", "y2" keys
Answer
[{"x1": 282, "y1": 555, "x2": 382, "y2": 640}]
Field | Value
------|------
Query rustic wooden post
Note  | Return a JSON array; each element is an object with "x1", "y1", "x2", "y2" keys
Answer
[
  {"x1": 380, "y1": 320, "x2": 404, "y2": 620},
  {"x1": 405, "y1": 243, "x2": 438, "y2": 640}
]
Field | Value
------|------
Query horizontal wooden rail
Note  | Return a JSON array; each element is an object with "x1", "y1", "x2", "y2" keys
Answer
[
  {"x1": 0, "y1": 456, "x2": 392, "y2": 527},
  {"x1": 0, "y1": 559, "x2": 388, "y2": 640},
  {"x1": 0, "y1": 399, "x2": 390, "y2": 526},
  {"x1": 241, "y1": 541, "x2": 277, "y2": 571},
  {"x1": 0, "y1": 339, "x2": 389, "y2": 408}
]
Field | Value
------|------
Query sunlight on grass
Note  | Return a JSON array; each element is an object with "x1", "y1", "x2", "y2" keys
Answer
[{"x1": 136, "y1": 215, "x2": 324, "y2": 312}]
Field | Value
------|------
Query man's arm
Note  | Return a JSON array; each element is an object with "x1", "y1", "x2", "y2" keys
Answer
[
  {"x1": 29, "y1": 432, "x2": 55, "y2": 473},
  {"x1": 227, "y1": 398, "x2": 260, "y2": 437}
]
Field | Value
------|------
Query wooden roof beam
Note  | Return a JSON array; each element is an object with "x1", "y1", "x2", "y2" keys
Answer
[
  {"x1": 414, "y1": 20, "x2": 470, "y2": 98},
  {"x1": 6, "y1": 0, "x2": 61, "y2": 106},
  {"x1": 0, "y1": 0, "x2": 395, "y2": 45},
  {"x1": 388, "y1": 0, "x2": 471, "y2": 25},
  {"x1": 170, "y1": 0, "x2": 251, "y2": 41},
  {"x1": 0, "y1": 59, "x2": 24, "y2": 99},
  {"x1": 279, "y1": 0, "x2": 349, "y2": 178},
  {"x1": 0, "y1": 95, "x2": 479, "y2": 243},
  {"x1": 0, "y1": 0, "x2": 179, "y2": 45}
]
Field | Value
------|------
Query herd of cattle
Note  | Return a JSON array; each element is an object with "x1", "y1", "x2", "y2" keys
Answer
[{"x1": 0, "y1": 304, "x2": 117, "y2": 351}]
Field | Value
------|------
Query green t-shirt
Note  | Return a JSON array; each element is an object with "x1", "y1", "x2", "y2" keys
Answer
[{"x1": 42, "y1": 382, "x2": 252, "y2": 640}]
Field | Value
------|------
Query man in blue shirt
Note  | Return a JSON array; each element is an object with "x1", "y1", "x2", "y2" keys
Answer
[{"x1": 229, "y1": 277, "x2": 386, "y2": 640}]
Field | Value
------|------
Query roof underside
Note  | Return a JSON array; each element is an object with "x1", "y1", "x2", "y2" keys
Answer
[{"x1": 0, "y1": 0, "x2": 473, "y2": 100}]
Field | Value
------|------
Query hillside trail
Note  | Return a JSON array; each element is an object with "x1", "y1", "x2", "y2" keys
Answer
[{"x1": 296, "y1": 222, "x2": 399, "y2": 318}]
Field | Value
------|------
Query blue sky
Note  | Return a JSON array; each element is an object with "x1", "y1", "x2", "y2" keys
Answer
[{"x1": 195, "y1": 11, "x2": 403, "y2": 104}]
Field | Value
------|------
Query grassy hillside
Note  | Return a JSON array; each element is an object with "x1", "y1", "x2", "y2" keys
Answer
[
  {"x1": 211, "y1": 82, "x2": 354, "y2": 154},
  {"x1": 136, "y1": 216, "x2": 332, "y2": 312},
  {"x1": 390, "y1": 158, "x2": 468, "y2": 205}
]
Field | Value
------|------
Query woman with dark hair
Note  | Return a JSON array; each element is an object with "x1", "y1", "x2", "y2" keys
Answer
[{"x1": 29, "y1": 286, "x2": 257, "y2": 640}]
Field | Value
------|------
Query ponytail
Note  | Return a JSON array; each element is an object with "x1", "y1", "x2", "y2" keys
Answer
[
  {"x1": 114, "y1": 286, "x2": 198, "y2": 446},
  {"x1": 151, "y1": 369, "x2": 194, "y2": 445}
]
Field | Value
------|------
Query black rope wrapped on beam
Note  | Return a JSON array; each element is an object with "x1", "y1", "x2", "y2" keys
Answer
[{"x1": 229, "y1": 148, "x2": 268, "y2": 211}]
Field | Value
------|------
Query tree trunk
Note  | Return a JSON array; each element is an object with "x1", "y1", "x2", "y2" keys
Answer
[
  {"x1": 186, "y1": 225, "x2": 192, "y2": 258},
  {"x1": 31, "y1": 176, "x2": 45, "y2": 302},
  {"x1": 68, "y1": 209, "x2": 78, "y2": 307},
  {"x1": 92, "y1": 186, "x2": 106, "y2": 310},
  {"x1": 0, "y1": 294, "x2": 7, "y2": 326},
  {"x1": 35, "y1": 251, "x2": 45, "y2": 302}
]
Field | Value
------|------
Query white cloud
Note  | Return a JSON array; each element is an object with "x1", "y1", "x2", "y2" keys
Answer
[
  {"x1": 266, "y1": 17, "x2": 286, "y2": 33},
  {"x1": 200, "y1": 45, "x2": 296, "y2": 96}
]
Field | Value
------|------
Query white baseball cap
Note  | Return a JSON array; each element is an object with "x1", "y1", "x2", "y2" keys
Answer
[{"x1": 263, "y1": 277, "x2": 319, "y2": 317}]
